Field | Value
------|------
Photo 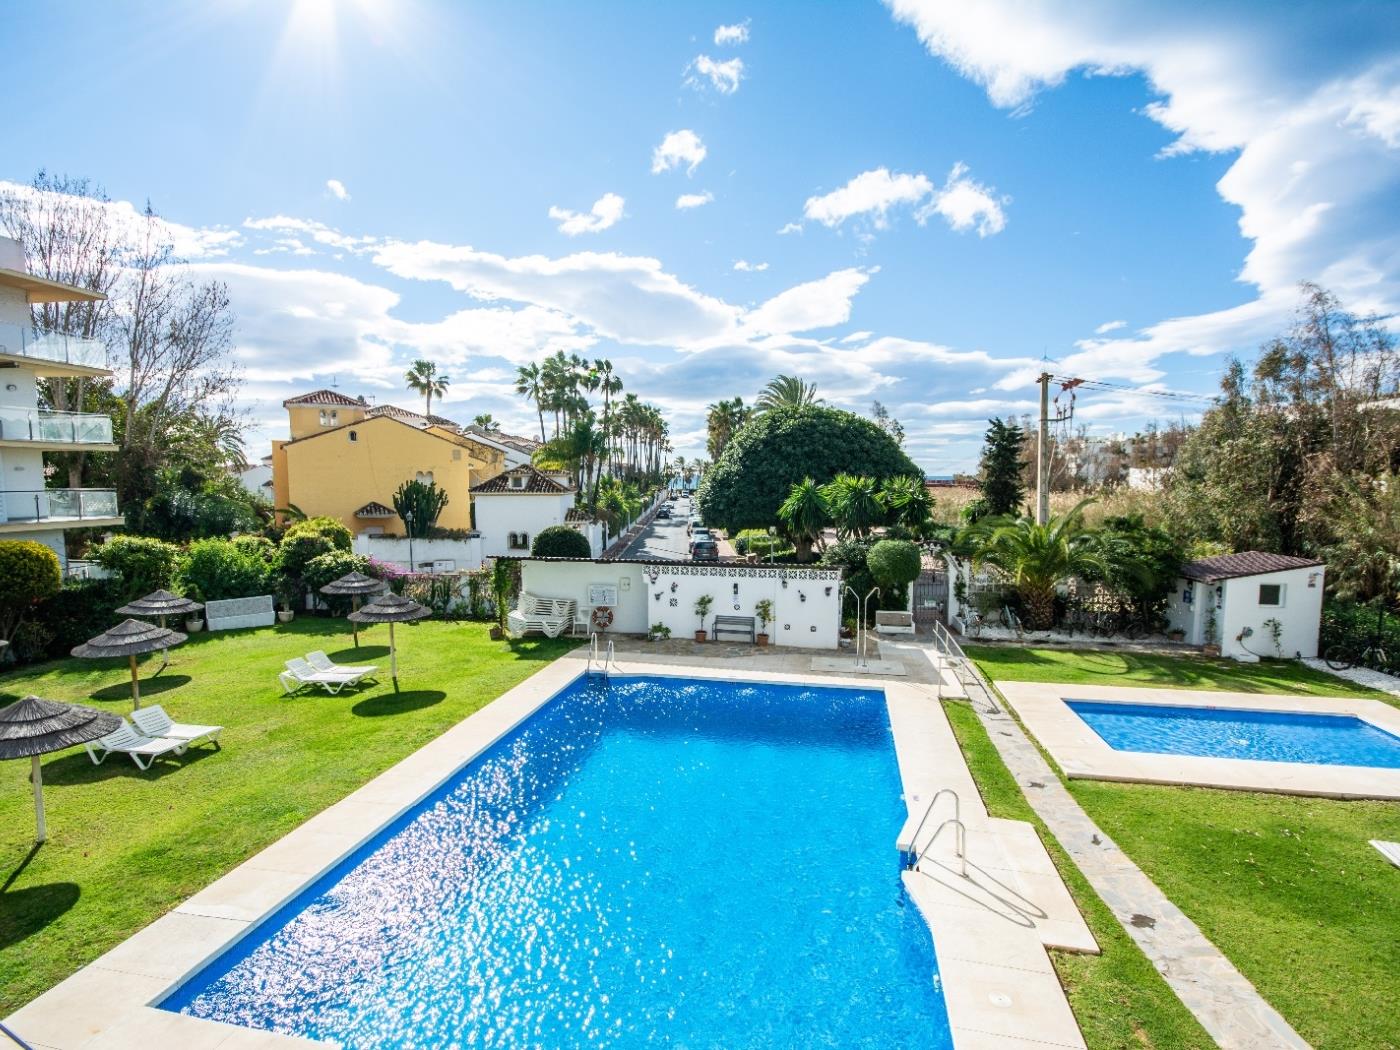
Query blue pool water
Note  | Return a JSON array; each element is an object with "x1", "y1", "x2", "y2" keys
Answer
[
  {"x1": 1068, "y1": 700, "x2": 1400, "y2": 768},
  {"x1": 163, "y1": 675, "x2": 951, "y2": 1048}
]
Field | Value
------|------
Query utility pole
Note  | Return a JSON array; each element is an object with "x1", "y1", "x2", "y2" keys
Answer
[{"x1": 1036, "y1": 372, "x2": 1051, "y2": 525}]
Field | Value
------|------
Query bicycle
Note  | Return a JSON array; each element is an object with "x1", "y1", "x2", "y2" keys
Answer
[{"x1": 1324, "y1": 639, "x2": 1391, "y2": 673}]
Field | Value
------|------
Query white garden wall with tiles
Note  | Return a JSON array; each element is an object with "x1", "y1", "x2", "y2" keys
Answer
[
  {"x1": 520, "y1": 559, "x2": 843, "y2": 649},
  {"x1": 1166, "y1": 565, "x2": 1325, "y2": 660}
]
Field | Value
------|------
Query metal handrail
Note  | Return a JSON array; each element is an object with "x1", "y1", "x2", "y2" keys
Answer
[
  {"x1": 0, "y1": 1020, "x2": 35, "y2": 1050},
  {"x1": 915, "y1": 817, "x2": 968, "y2": 879},
  {"x1": 586, "y1": 633, "x2": 617, "y2": 676},
  {"x1": 905, "y1": 788, "x2": 960, "y2": 865}
]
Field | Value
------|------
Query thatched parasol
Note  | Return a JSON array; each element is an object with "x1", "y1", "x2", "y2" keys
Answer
[
  {"x1": 0, "y1": 696, "x2": 121, "y2": 843},
  {"x1": 72, "y1": 619, "x2": 187, "y2": 709},
  {"x1": 348, "y1": 592, "x2": 430, "y2": 690},
  {"x1": 320, "y1": 572, "x2": 388, "y2": 647},
  {"x1": 116, "y1": 590, "x2": 204, "y2": 669}
]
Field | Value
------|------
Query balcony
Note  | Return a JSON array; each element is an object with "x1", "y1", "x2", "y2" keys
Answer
[
  {"x1": 0, "y1": 408, "x2": 115, "y2": 447},
  {"x1": 0, "y1": 322, "x2": 108, "y2": 373},
  {"x1": 0, "y1": 488, "x2": 122, "y2": 529}
]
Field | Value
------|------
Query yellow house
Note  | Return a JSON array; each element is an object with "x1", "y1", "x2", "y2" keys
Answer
[{"x1": 270, "y1": 390, "x2": 505, "y2": 536}]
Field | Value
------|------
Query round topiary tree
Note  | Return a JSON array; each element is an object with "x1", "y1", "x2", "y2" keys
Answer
[
  {"x1": 697, "y1": 405, "x2": 920, "y2": 533},
  {"x1": 531, "y1": 525, "x2": 592, "y2": 559},
  {"x1": 867, "y1": 539, "x2": 922, "y2": 589},
  {"x1": 0, "y1": 539, "x2": 62, "y2": 642},
  {"x1": 91, "y1": 535, "x2": 180, "y2": 601}
]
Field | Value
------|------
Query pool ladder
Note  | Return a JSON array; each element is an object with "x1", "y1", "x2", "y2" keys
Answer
[
  {"x1": 903, "y1": 788, "x2": 968, "y2": 878},
  {"x1": 587, "y1": 632, "x2": 617, "y2": 677}
]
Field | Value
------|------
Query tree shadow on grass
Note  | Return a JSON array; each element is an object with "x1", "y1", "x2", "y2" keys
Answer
[
  {"x1": 0, "y1": 880, "x2": 80, "y2": 951},
  {"x1": 326, "y1": 644, "x2": 390, "y2": 662},
  {"x1": 88, "y1": 674, "x2": 191, "y2": 703},
  {"x1": 38, "y1": 743, "x2": 222, "y2": 786},
  {"x1": 505, "y1": 638, "x2": 585, "y2": 663},
  {"x1": 351, "y1": 690, "x2": 446, "y2": 717}
]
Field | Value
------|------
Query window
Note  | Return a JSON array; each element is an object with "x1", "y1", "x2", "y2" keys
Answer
[
  {"x1": 415, "y1": 471, "x2": 435, "y2": 485},
  {"x1": 1258, "y1": 583, "x2": 1284, "y2": 607},
  {"x1": 319, "y1": 409, "x2": 338, "y2": 426},
  {"x1": 348, "y1": 430, "x2": 358, "y2": 442},
  {"x1": 509, "y1": 474, "x2": 526, "y2": 489},
  {"x1": 508, "y1": 532, "x2": 530, "y2": 550},
  {"x1": 452, "y1": 449, "x2": 462, "y2": 461}
]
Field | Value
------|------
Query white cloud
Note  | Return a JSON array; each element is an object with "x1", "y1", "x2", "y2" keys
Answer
[
  {"x1": 743, "y1": 268, "x2": 873, "y2": 336},
  {"x1": 686, "y1": 54, "x2": 744, "y2": 94},
  {"x1": 547, "y1": 193, "x2": 626, "y2": 236},
  {"x1": 651, "y1": 130, "x2": 707, "y2": 175},
  {"x1": 885, "y1": 0, "x2": 1400, "y2": 376},
  {"x1": 242, "y1": 215, "x2": 376, "y2": 253},
  {"x1": 777, "y1": 221, "x2": 804, "y2": 235},
  {"x1": 675, "y1": 191, "x2": 714, "y2": 210},
  {"x1": 917, "y1": 162, "x2": 1007, "y2": 236},
  {"x1": 714, "y1": 20, "x2": 750, "y2": 46},
  {"x1": 325, "y1": 178, "x2": 350, "y2": 201},
  {"x1": 800, "y1": 164, "x2": 1006, "y2": 236},
  {"x1": 1094, "y1": 319, "x2": 1127, "y2": 334},
  {"x1": 733, "y1": 259, "x2": 769, "y2": 272}
]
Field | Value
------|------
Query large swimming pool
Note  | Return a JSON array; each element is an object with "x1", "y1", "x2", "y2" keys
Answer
[
  {"x1": 162, "y1": 675, "x2": 951, "y2": 1048},
  {"x1": 1068, "y1": 700, "x2": 1400, "y2": 768}
]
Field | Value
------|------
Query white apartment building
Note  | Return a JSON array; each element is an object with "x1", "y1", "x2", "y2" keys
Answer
[{"x1": 0, "y1": 236, "x2": 123, "y2": 568}]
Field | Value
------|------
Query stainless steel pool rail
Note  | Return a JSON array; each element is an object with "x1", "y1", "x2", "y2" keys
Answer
[
  {"x1": 903, "y1": 789, "x2": 967, "y2": 877},
  {"x1": 586, "y1": 632, "x2": 616, "y2": 677}
]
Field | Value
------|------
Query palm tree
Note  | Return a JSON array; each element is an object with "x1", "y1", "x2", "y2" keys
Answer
[
  {"x1": 958, "y1": 500, "x2": 1119, "y2": 630},
  {"x1": 705, "y1": 397, "x2": 750, "y2": 460},
  {"x1": 473, "y1": 413, "x2": 496, "y2": 430},
  {"x1": 822, "y1": 474, "x2": 885, "y2": 538},
  {"x1": 755, "y1": 374, "x2": 821, "y2": 414},
  {"x1": 882, "y1": 475, "x2": 934, "y2": 535},
  {"x1": 405, "y1": 360, "x2": 450, "y2": 417},
  {"x1": 515, "y1": 363, "x2": 547, "y2": 440},
  {"x1": 778, "y1": 477, "x2": 831, "y2": 562}
]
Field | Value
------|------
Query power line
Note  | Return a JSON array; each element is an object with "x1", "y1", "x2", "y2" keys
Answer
[{"x1": 1048, "y1": 374, "x2": 1221, "y2": 405}]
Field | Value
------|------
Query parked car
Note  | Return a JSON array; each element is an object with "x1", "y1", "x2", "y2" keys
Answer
[
  {"x1": 687, "y1": 516, "x2": 703, "y2": 535},
  {"x1": 691, "y1": 539, "x2": 719, "y2": 562},
  {"x1": 689, "y1": 528, "x2": 712, "y2": 553},
  {"x1": 655, "y1": 506, "x2": 672, "y2": 519}
]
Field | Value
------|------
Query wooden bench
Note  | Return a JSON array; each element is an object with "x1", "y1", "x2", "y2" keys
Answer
[
  {"x1": 874, "y1": 610, "x2": 916, "y2": 636},
  {"x1": 712, "y1": 615, "x2": 756, "y2": 643}
]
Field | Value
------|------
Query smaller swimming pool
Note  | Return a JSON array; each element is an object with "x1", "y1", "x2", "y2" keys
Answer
[{"x1": 1067, "y1": 701, "x2": 1400, "y2": 769}]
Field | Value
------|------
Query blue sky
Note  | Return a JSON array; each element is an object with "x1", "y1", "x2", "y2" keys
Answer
[{"x1": 6, "y1": 1, "x2": 1399, "y2": 470}]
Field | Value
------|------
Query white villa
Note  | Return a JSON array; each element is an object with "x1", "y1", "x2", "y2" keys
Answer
[
  {"x1": 472, "y1": 464, "x2": 605, "y2": 559},
  {"x1": 0, "y1": 236, "x2": 122, "y2": 569}
]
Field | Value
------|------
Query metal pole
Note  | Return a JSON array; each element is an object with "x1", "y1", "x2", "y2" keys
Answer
[
  {"x1": 861, "y1": 587, "x2": 881, "y2": 667},
  {"x1": 32, "y1": 755, "x2": 45, "y2": 843},
  {"x1": 1036, "y1": 372, "x2": 1051, "y2": 525}
]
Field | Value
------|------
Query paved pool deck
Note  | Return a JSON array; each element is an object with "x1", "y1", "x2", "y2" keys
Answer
[
  {"x1": 4, "y1": 644, "x2": 1093, "y2": 1050},
  {"x1": 997, "y1": 681, "x2": 1400, "y2": 799}
]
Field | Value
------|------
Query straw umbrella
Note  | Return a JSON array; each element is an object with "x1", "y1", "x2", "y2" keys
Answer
[
  {"x1": 116, "y1": 590, "x2": 204, "y2": 670},
  {"x1": 348, "y1": 592, "x2": 430, "y2": 691},
  {"x1": 319, "y1": 572, "x2": 388, "y2": 647},
  {"x1": 72, "y1": 619, "x2": 187, "y2": 709},
  {"x1": 1, "y1": 696, "x2": 121, "y2": 843}
]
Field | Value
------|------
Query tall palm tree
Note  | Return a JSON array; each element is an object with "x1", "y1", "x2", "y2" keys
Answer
[
  {"x1": 405, "y1": 359, "x2": 450, "y2": 417},
  {"x1": 822, "y1": 474, "x2": 885, "y2": 538},
  {"x1": 778, "y1": 477, "x2": 832, "y2": 562},
  {"x1": 473, "y1": 413, "x2": 496, "y2": 430},
  {"x1": 958, "y1": 500, "x2": 1120, "y2": 630},
  {"x1": 882, "y1": 475, "x2": 934, "y2": 535},
  {"x1": 515, "y1": 362, "x2": 547, "y2": 440},
  {"x1": 755, "y1": 374, "x2": 821, "y2": 414},
  {"x1": 706, "y1": 397, "x2": 750, "y2": 460}
]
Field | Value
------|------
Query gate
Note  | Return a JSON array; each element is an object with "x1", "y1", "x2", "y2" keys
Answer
[{"x1": 912, "y1": 564, "x2": 948, "y2": 628}]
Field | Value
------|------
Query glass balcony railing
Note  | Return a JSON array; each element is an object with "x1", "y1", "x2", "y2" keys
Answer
[
  {"x1": 0, "y1": 409, "x2": 114, "y2": 444},
  {"x1": 0, "y1": 322, "x2": 108, "y2": 369},
  {"x1": 1, "y1": 488, "x2": 120, "y2": 523}
]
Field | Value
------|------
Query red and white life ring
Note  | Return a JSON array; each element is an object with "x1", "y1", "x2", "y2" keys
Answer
[{"x1": 590, "y1": 606, "x2": 615, "y2": 630}]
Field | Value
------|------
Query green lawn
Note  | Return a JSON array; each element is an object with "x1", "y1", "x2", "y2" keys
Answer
[
  {"x1": 966, "y1": 645, "x2": 1393, "y2": 703},
  {"x1": 0, "y1": 619, "x2": 577, "y2": 1015},
  {"x1": 969, "y1": 648, "x2": 1400, "y2": 1049},
  {"x1": 944, "y1": 702, "x2": 1214, "y2": 1050}
]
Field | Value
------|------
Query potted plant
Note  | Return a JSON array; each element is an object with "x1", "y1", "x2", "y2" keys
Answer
[
  {"x1": 185, "y1": 613, "x2": 204, "y2": 633},
  {"x1": 694, "y1": 594, "x2": 714, "y2": 642},
  {"x1": 1202, "y1": 607, "x2": 1220, "y2": 657},
  {"x1": 489, "y1": 558, "x2": 514, "y2": 641},
  {"x1": 754, "y1": 598, "x2": 774, "y2": 646},
  {"x1": 649, "y1": 622, "x2": 672, "y2": 642}
]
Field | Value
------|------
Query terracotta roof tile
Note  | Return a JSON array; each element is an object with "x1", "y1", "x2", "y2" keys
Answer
[
  {"x1": 354, "y1": 501, "x2": 396, "y2": 518},
  {"x1": 471, "y1": 464, "x2": 572, "y2": 494},
  {"x1": 283, "y1": 389, "x2": 365, "y2": 407},
  {"x1": 1181, "y1": 551, "x2": 1324, "y2": 582}
]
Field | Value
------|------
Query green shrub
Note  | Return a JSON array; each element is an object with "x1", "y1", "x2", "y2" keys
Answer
[
  {"x1": 304, "y1": 550, "x2": 370, "y2": 615},
  {"x1": 867, "y1": 539, "x2": 922, "y2": 589},
  {"x1": 531, "y1": 525, "x2": 592, "y2": 559},
  {"x1": 0, "y1": 539, "x2": 62, "y2": 642},
  {"x1": 35, "y1": 578, "x2": 124, "y2": 658},
  {"x1": 231, "y1": 534, "x2": 276, "y2": 561},
  {"x1": 283, "y1": 516, "x2": 352, "y2": 551},
  {"x1": 92, "y1": 535, "x2": 180, "y2": 600},
  {"x1": 176, "y1": 539, "x2": 271, "y2": 602}
]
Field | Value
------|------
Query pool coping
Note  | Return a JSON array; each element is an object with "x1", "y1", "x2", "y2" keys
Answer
[
  {"x1": 995, "y1": 681, "x2": 1400, "y2": 799},
  {"x1": 6, "y1": 654, "x2": 1092, "y2": 1050}
]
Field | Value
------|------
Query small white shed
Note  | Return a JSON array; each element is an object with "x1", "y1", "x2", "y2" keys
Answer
[{"x1": 1164, "y1": 552, "x2": 1326, "y2": 662}]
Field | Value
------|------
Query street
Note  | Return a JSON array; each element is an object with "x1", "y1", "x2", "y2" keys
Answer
[{"x1": 621, "y1": 495, "x2": 698, "y2": 561}]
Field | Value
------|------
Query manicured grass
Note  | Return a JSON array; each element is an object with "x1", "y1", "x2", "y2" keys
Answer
[
  {"x1": 943, "y1": 702, "x2": 1214, "y2": 1050},
  {"x1": 969, "y1": 647, "x2": 1400, "y2": 1049},
  {"x1": 966, "y1": 645, "x2": 1392, "y2": 703},
  {"x1": 0, "y1": 619, "x2": 577, "y2": 1015}
]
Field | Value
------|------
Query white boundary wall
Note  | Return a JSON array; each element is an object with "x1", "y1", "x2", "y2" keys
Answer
[
  {"x1": 520, "y1": 559, "x2": 843, "y2": 649},
  {"x1": 353, "y1": 534, "x2": 484, "y2": 572}
]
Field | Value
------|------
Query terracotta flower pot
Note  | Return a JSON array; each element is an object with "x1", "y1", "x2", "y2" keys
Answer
[
  {"x1": 756, "y1": 633, "x2": 770, "y2": 646},
  {"x1": 695, "y1": 630, "x2": 708, "y2": 643},
  {"x1": 489, "y1": 625, "x2": 505, "y2": 641}
]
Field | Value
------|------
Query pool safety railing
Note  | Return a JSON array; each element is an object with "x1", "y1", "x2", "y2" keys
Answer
[
  {"x1": 586, "y1": 632, "x2": 616, "y2": 677},
  {"x1": 0, "y1": 1020, "x2": 34, "y2": 1050},
  {"x1": 903, "y1": 789, "x2": 968, "y2": 878}
]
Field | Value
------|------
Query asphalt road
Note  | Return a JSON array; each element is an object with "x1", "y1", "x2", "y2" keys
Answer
[{"x1": 622, "y1": 496, "x2": 698, "y2": 561}]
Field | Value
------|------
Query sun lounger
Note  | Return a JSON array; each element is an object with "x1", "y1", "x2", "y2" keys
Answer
[
  {"x1": 85, "y1": 719, "x2": 187, "y2": 770},
  {"x1": 129, "y1": 704, "x2": 222, "y2": 750},
  {"x1": 306, "y1": 650, "x2": 378, "y2": 675},
  {"x1": 279, "y1": 656, "x2": 374, "y2": 695},
  {"x1": 507, "y1": 594, "x2": 578, "y2": 638},
  {"x1": 1371, "y1": 840, "x2": 1400, "y2": 868}
]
